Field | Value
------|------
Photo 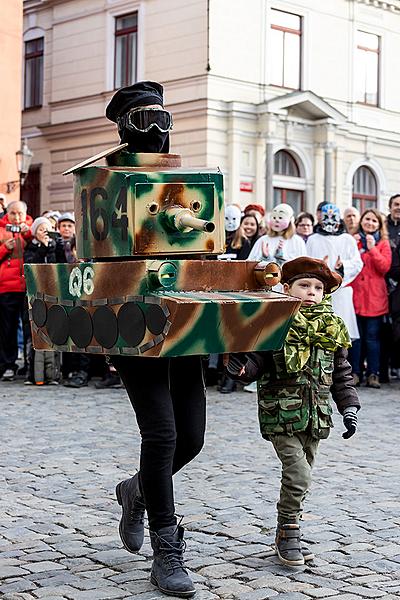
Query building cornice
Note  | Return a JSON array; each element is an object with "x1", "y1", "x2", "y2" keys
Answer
[
  {"x1": 24, "y1": 0, "x2": 66, "y2": 14},
  {"x1": 352, "y1": 0, "x2": 400, "y2": 13}
]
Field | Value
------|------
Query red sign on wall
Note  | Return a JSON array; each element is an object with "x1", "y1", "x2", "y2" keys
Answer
[{"x1": 240, "y1": 181, "x2": 253, "y2": 193}]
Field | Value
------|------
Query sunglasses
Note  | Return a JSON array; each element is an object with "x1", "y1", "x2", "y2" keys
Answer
[{"x1": 118, "y1": 107, "x2": 173, "y2": 133}]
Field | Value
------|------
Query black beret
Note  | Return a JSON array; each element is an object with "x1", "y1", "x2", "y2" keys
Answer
[
  {"x1": 316, "y1": 201, "x2": 329, "y2": 211},
  {"x1": 106, "y1": 81, "x2": 164, "y2": 123},
  {"x1": 281, "y1": 257, "x2": 342, "y2": 294}
]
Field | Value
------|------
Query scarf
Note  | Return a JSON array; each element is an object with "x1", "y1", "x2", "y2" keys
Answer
[
  {"x1": 284, "y1": 296, "x2": 351, "y2": 373},
  {"x1": 359, "y1": 229, "x2": 380, "y2": 251}
]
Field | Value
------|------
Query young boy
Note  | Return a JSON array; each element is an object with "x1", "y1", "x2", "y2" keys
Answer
[{"x1": 227, "y1": 257, "x2": 360, "y2": 566}]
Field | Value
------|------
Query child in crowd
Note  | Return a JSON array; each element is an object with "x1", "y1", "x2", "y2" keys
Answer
[
  {"x1": 227, "y1": 257, "x2": 360, "y2": 566},
  {"x1": 248, "y1": 203, "x2": 306, "y2": 265},
  {"x1": 24, "y1": 217, "x2": 60, "y2": 385}
]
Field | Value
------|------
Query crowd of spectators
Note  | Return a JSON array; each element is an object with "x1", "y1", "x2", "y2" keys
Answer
[
  {"x1": 0, "y1": 202, "x2": 119, "y2": 389},
  {"x1": 1, "y1": 194, "x2": 400, "y2": 392}
]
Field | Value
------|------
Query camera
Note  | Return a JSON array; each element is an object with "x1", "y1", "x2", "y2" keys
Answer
[
  {"x1": 47, "y1": 230, "x2": 62, "y2": 241},
  {"x1": 5, "y1": 224, "x2": 22, "y2": 234}
]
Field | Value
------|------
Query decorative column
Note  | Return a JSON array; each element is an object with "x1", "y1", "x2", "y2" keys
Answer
[{"x1": 265, "y1": 141, "x2": 274, "y2": 211}]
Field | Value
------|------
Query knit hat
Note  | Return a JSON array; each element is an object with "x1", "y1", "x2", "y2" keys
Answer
[
  {"x1": 32, "y1": 217, "x2": 52, "y2": 237},
  {"x1": 281, "y1": 257, "x2": 342, "y2": 294},
  {"x1": 58, "y1": 212, "x2": 75, "y2": 224}
]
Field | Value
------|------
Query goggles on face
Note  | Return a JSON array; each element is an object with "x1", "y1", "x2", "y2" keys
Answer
[{"x1": 118, "y1": 107, "x2": 173, "y2": 133}]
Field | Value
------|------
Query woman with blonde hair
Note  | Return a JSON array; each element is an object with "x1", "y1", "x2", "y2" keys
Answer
[{"x1": 350, "y1": 208, "x2": 391, "y2": 388}]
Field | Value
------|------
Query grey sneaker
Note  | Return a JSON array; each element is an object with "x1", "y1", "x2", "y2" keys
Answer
[{"x1": 275, "y1": 524, "x2": 304, "y2": 566}]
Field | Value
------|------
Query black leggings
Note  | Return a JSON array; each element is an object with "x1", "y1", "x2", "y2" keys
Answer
[{"x1": 112, "y1": 355, "x2": 206, "y2": 530}]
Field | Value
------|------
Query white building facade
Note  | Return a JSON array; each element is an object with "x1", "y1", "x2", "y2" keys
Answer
[{"x1": 22, "y1": 0, "x2": 400, "y2": 216}]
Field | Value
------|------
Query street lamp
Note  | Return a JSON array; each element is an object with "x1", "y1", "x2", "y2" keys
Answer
[
  {"x1": 16, "y1": 138, "x2": 34, "y2": 186},
  {"x1": 5, "y1": 139, "x2": 34, "y2": 193}
]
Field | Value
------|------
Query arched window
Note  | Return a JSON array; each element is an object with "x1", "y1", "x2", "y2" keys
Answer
[
  {"x1": 273, "y1": 150, "x2": 304, "y2": 213},
  {"x1": 352, "y1": 166, "x2": 377, "y2": 212},
  {"x1": 274, "y1": 150, "x2": 300, "y2": 177}
]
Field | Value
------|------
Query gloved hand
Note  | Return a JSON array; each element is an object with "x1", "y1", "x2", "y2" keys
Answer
[
  {"x1": 226, "y1": 353, "x2": 248, "y2": 377},
  {"x1": 342, "y1": 406, "x2": 358, "y2": 439}
]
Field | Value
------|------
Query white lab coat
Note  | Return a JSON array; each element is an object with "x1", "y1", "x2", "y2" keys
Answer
[{"x1": 306, "y1": 232, "x2": 363, "y2": 339}]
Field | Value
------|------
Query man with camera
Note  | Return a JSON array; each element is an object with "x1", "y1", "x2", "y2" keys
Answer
[{"x1": 0, "y1": 200, "x2": 32, "y2": 381}]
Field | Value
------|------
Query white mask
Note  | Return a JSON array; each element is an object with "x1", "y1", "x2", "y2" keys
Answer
[
  {"x1": 225, "y1": 205, "x2": 242, "y2": 232},
  {"x1": 268, "y1": 204, "x2": 294, "y2": 233}
]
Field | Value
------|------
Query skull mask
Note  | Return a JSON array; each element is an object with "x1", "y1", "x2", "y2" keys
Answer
[
  {"x1": 225, "y1": 205, "x2": 242, "y2": 232},
  {"x1": 321, "y1": 203, "x2": 341, "y2": 234},
  {"x1": 269, "y1": 204, "x2": 294, "y2": 233}
]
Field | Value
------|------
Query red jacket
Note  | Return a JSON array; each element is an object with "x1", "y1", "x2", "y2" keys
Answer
[
  {"x1": 0, "y1": 214, "x2": 33, "y2": 294},
  {"x1": 351, "y1": 238, "x2": 391, "y2": 317}
]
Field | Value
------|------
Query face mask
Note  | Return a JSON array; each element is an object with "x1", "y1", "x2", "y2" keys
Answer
[
  {"x1": 120, "y1": 127, "x2": 170, "y2": 153},
  {"x1": 269, "y1": 204, "x2": 294, "y2": 232},
  {"x1": 321, "y1": 204, "x2": 341, "y2": 234},
  {"x1": 225, "y1": 205, "x2": 242, "y2": 232}
]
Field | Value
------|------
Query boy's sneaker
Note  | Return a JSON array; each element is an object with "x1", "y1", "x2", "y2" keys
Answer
[
  {"x1": 275, "y1": 524, "x2": 304, "y2": 566},
  {"x1": 2, "y1": 369, "x2": 15, "y2": 381}
]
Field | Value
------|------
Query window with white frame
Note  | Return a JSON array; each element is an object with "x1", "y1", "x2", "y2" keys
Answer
[
  {"x1": 270, "y1": 9, "x2": 302, "y2": 90},
  {"x1": 355, "y1": 31, "x2": 380, "y2": 106},
  {"x1": 114, "y1": 12, "x2": 138, "y2": 89},
  {"x1": 273, "y1": 150, "x2": 304, "y2": 213},
  {"x1": 352, "y1": 166, "x2": 378, "y2": 212}
]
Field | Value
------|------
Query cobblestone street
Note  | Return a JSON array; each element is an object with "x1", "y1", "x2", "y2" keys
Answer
[{"x1": 1, "y1": 379, "x2": 400, "y2": 600}]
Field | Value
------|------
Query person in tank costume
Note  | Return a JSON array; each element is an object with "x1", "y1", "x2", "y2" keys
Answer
[{"x1": 106, "y1": 81, "x2": 204, "y2": 598}]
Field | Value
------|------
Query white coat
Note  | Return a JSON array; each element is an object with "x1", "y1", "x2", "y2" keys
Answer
[{"x1": 306, "y1": 232, "x2": 363, "y2": 339}]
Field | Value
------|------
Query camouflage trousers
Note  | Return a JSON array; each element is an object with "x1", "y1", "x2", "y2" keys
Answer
[{"x1": 270, "y1": 432, "x2": 319, "y2": 525}]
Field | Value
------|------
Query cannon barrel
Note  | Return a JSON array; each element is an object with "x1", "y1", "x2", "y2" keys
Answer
[{"x1": 165, "y1": 207, "x2": 215, "y2": 233}]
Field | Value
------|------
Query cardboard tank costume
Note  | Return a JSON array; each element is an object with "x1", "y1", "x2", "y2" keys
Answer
[{"x1": 25, "y1": 97, "x2": 300, "y2": 359}]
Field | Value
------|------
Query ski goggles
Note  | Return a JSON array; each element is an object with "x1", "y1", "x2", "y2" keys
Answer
[{"x1": 118, "y1": 107, "x2": 173, "y2": 133}]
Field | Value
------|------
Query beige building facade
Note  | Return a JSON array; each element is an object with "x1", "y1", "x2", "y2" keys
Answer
[
  {"x1": 0, "y1": 1, "x2": 23, "y2": 204},
  {"x1": 22, "y1": 0, "x2": 400, "y2": 217}
]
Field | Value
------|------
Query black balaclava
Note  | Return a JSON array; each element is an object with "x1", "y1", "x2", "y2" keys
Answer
[{"x1": 106, "y1": 81, "x2": 170, "y2": 153}]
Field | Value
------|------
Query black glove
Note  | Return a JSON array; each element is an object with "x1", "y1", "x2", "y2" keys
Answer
[
  {"x1": 342, "y1": 406, "x2": 358, "y2": 439},
  {"x1": 226, "y1": 353, "x2": 248, "y2": 376}
]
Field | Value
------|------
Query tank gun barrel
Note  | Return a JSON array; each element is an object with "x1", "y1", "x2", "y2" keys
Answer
[{"x1": 165, "y1": 207, "x2": 215, "y2": 233}]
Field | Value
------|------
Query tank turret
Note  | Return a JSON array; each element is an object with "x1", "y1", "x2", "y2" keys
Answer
[{"x1": 25, "y1": 150, "x2": 300, "y2": 357}]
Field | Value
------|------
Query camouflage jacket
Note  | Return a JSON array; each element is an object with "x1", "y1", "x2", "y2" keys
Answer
[{"x1": 239, "y1": 346, "x2": 359, "y2": 440}]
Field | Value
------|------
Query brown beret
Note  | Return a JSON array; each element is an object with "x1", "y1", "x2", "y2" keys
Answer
[{"x1": 281, "y1": 257, "x2": 342, "y2": 294}]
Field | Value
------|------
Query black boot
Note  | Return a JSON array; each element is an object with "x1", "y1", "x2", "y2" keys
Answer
[
  {"x1": 218, "y1": 374, "x2": 236, "y2": 394},
  {"x1": 150, "y1": 524, "x2": 195, "y2": 598},
  {"x1": 275, "y1": 523, "x2": 304, "y2": 566},
  {"x1": 115, "y1": 473, "x2": 145, "y2": 552}
]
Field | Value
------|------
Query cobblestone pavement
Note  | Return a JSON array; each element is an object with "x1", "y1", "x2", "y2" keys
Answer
[{"x1": 1, "y1": 378, "x2": 400, "y2": 600}]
